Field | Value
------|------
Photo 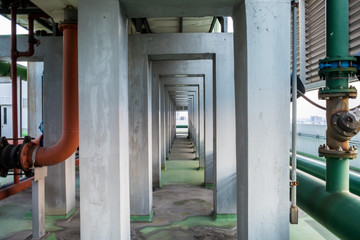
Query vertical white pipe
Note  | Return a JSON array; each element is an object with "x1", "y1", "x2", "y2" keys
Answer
[{"x1": 291, "y1": 0, "x2": 298, "y2": 212}]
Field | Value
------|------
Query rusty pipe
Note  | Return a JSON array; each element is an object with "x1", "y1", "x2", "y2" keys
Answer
[
  {"x1": 11, "y1": 5, "x2": 19, "y2": 183},
  {"x1": 0, "y1": 177, "x2": 33, "y2": 200},
  {"x1": 17, "y1": 14, "x2": 36, "y2": 57},
  {"x1": 20, "y1": 22, "x2": 78, "y2": 170}
]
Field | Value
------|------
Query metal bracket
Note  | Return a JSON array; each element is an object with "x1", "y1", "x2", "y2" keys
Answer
[{"x1": 290, "y1": 181, "x2": 299, "y2": 187}]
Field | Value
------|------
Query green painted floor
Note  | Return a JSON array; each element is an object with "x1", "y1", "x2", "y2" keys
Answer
[
  {"x1": 0, "y1": 136, "x2": 342, "y2": 239},
  {"x1": 162, "y1": 160, "x2": 203, "y2": 186}
]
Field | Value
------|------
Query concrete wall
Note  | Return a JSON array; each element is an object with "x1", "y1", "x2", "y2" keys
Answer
[
  {"x1": 79, "y1": 0, "x2": 130, "y2": 238},
  {"x1": 233, "y1": 1, "x2": 290, "y2": 239}
]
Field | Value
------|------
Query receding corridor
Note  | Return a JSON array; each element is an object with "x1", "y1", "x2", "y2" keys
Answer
[{"x1": 130, "y1": 135, "x2": 237, "y2": 239}]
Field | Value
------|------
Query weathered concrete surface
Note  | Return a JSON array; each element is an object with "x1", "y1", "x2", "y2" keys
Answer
[
  {"x1": 129, "y1": 41, "x2": 153, "y2": 218},
  {"x1": 27, "y1": 62, "x2": 43, "y2": 137},
  {"x1": 79, "y1": 0, "x2": 130, "y2": 239},
  {"x1": 152, "y1": 75, "x2": 161, "y2": 187},
  {"x1": 234, "y1": 1, "x2": 290, "y2": 239}
]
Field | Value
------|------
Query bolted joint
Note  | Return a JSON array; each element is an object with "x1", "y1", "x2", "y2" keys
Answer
[{"x1": 0, "y1": 136, "x2": 34, "y2": 177}]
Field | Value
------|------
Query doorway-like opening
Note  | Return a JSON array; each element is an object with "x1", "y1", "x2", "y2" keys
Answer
[{"x1": 176, "y1": 109, "x2": 188, "y2": 136}]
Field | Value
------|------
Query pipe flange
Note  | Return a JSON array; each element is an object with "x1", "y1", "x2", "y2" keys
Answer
[
  {"x1": 19, "y1": 142, "x2": 36, "y2": 171},
  {"x1": 318, "y1": 145, "x2": 357, "y2": 159},
  {"x1": 318, "y1": 87, "x2": 357, "y2": 99}
]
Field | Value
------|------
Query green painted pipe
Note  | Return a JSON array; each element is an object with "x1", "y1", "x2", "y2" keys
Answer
[
  {"x1": 297, "y1": 170, "x2": 360, "y2": 240},
  {"x1": 0, "y1": 61, "x2": 27, "y2": 80},
  {"x1": 325, "y1": 0, "x2": 350, "y2": 90},
  {"x1": 326, "y1": 0, "x2": 349, "y2": 59},
  {"x1": 293, "y1": 155, "x2": 360, "y2": 196},
  {"x1": 322, "y1": 0, "x2": 352, "y2": 193}
]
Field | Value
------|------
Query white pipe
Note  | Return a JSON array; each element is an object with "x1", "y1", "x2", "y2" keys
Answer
[{"x1": 291, "y1": 0, "x2": 299, "y2": 222}]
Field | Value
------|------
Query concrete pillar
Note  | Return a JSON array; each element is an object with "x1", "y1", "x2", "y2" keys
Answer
[
  {"x1": 27, "y1": 62, "x2": 43, "y2": 137},
  {"x1": 79, "y1": 0, "x2": 130, "y2": 238},
  {"x1": 152, "y1": 75, "x2": 161, "y2": 187},
  {"x1": 129, "y1": 37, "x2": 153, "y2": 221},
  {"x1": 233, "y1": 1, "x2": 290, "y2": 239},
  {"x1": 42, "y1": 44, "x2": 76, "y2": 216},
  {"x1": 32, "y1": 167, "x2": 47, "y2": 240},
  {"x1": 160, "y1": 82, "x2": 167, "y2": 169}
]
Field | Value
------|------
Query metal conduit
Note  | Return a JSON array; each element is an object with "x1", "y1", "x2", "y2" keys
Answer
[{"x1": 290, "y1": 0, "x2": 299, "y2": 224}]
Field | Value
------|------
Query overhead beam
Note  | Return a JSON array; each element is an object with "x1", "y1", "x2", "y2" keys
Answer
[
  {"x1": 35, "y1": 18, "x2": 53, "y2": 32},
  {"x1": 0, "y1": 7, "x2": 45, "y2": 15}
]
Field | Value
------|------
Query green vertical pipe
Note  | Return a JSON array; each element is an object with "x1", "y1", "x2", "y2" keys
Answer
[
  {"x1": 325, "y1": 0, "x2": 350, "y2": 90},
  {"x1": 324, "y1": 0, "x2": 351, "y2": 192},
  {"x1": 326, "y1": 158, "x2": 349, "y2": 192},
  {"x1": 326, "y1": 0, "x2": 349, "y2": 59}
]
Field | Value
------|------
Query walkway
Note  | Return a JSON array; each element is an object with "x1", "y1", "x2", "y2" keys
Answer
[{"x1": 131, "y1": 135, "x2": 237, "y2": 239}]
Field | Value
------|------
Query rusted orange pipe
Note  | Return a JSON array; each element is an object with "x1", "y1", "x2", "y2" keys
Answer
[
  {"x1": 0, "y1": 177, "x2": 33, "y2": 200},
  {"x1": 20, "y1": 23, "x2": 78, "y2": 170}
]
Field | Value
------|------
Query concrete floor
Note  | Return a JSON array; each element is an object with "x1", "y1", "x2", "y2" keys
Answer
[{"x1": 0, "y1": 135, "x2": 339, "y2": 240}]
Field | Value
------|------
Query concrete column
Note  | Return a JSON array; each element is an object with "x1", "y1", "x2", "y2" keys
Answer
[
  {"x1": 27, "y1": 62, "x2": 43, "y2": 137},
  {"x1": 129, "y1": 39, "x2": 153, "y2": 220},
  {"x1": 79, "y1": 0, "x2": 130, "y2": 238},
  {"x1": 32, "y1": 167, "x2": 47, "y2": 240},
  {"x1": 152, "y1": 75, "x2": 161, "y2": 187},
  {"x1": 233, "y1": 1, "x2": 290, "y2": 239},
  {"x1": 42, "y1": 47, "x2": 76, "y2": 216},
  {"x1": 160, "y1": 82, "x2": 167, "y2": 168}
]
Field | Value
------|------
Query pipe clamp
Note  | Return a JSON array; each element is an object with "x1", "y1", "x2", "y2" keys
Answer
[{"x1": 32, "y1": 147, "x2": 40, "y2": 168}]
